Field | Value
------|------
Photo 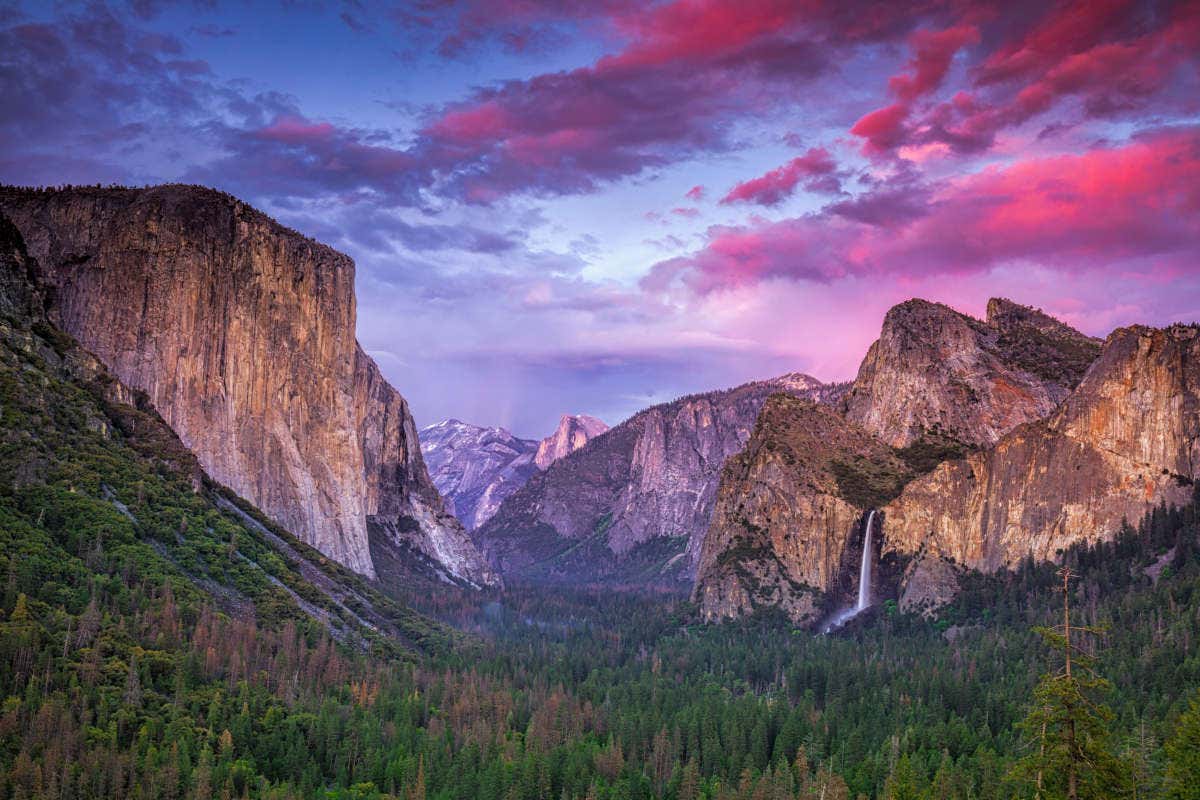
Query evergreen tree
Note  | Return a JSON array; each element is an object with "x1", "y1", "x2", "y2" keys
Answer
[
  {"x1": 882, "y1": 753, "x2": 921, "y2": 800},
  {"x1": 1163, "y1": 689, "x2": 1200, "y2": 800},
  {"x1": 1015, "y1": 568, "x2": 1128, "y2": 800}
]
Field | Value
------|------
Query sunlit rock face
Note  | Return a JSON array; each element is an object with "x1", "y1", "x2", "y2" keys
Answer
[
  {"x1": 842, "y1": 297, "x2": 1101, "y2": 448},
  {"x1": 476, "y1": 374, "x2": 845, "y2": 584},
  {"x1": 691, "y1": 299, "x2": 1191, "y2": 624},
  {"x1": 534, "y1": 414, "x2": 609, "y2": 470},
  {"x1": 420, "y1": 419, "x2": 539, "y2": 530},
  {"x1": 884, "y1": 324, "x2": 1200, "y2": 584},
  {"x1": 0, "y1": 184, "x2": 496, "y2": 586},
  {"x1": 691, "y1": 396, "x2": 899, "y2": 625}
]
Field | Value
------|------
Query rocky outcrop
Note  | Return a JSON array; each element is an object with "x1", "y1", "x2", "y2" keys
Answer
[
  {"x1": 534, "y1": 414, "x2": 609, "y2": 470},
  {"x1": 691, "y1": 305, "x2": 1200, "y2": 624},
  {"x1": 842, "y1": 298, "x2": 1100, "y2": 448},
  {"x1": 691, "y1": 396, "x2": 906, "y2": 624},
  {"x1": 692, "y1": 298, "x2": 1114, "y2": 624},
  {"x1": 476, "y1": 374, "x2": 845, "y2": 584},
  {"x1": 0, "y1": 184, "x2": 496, "y2": 586},
  {"x1": 883, "y1": 324, "x2": 1199, "y2": 590},
  {"x1": 420, "y1": 419, "x2": 539, "y2": 529},
  {"x1": 897, "y1": 554, "x2": 962, "y2": 615},
  {"x1": 0, "y1": 215, "x2": 44, "y2": 321},
  {"x1": 354, "y1": 354, "x2": 498, "y2": 586}
]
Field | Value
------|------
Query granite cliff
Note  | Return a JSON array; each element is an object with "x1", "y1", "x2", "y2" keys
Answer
[
  {"x1": 534, "y1": 414, "x2": 609, "y2": 469},
  {"x1": 0, "y1": 185, "x2": 496, "y2": 587},
  {"x1": 694, "y1": 298, "x2": 1113, "y2": 625},
  {"x1": 476, "y1": 374, "x2": 845, "y2": 584},
  {"x1": 691, "y1": 396, "x2": 905, "y2": 624},
  {"x1": 842, "y1": 298, "x2": 1101, "y2": 448},
  {"x1": 884, "y1": 323, "x2": 1199, "y2": 611},
  {"x1": 0, "y1": 210, "x2": 455, "y2": 648},
  {"x1": 420, "y1": 420, "x2": 539, "y2": 530}
]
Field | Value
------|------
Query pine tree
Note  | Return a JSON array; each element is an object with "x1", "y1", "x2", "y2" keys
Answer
[
  {"x1": 406, "y1": 754, "x2": 426, "y2": 800},
  {"x1": 883, "y1": 753, "x2": 921, "y2": 800},
  {"x1": 1163, "y1": 689, "x2": 1200, "y2": 800},
  {"x1": 1015, "y1": 567, "x2": 1128, "y2": 800},
  {"x1": 9, "y1": 592, "x2": 29, "y2": 621},
  {"x1": 192, "y1": 746, "x2": 214, "y2": 800},
  {"x1": 677, "y1": 759, "x2": 700, "y2": 800}
]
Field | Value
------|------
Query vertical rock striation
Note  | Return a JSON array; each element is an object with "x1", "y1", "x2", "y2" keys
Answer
[
  {"x1": 884, "y1": 323, "x2": 1200, "y2": 608},
  {"x1": 0, "y1": 185, "x2": 495, "y2": 585},
  {"x1": 0, "y1": 214, "x2": 43, "y2": 322}
]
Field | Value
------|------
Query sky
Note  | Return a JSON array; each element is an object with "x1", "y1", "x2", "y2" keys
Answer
[{"x1": 1, "y1": 0, "x2": 1199, "y2": 437}]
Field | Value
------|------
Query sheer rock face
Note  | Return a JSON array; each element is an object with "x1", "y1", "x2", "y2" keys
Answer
[
  {"x1": 691, "y1": 396, "x2": 903, "y2": 625},
  {"x1": 883, "y1": 324, "x2": 1200, "y2": 593},
  {"x1": 0, "y1": 185, "x2": 496, "y2": 585},
  {"x1": 534, "y1": 414, "x2": 609, "y2": 470},
  {"x1": 420, "y1": 419, "x2": 539, "y2": 530},
  {"x1": 842, "y1": 298, "x2": 1101, "y2": 448},
  {"x1": 477, "y1": 374, "x2": 845, "y2": 584}
]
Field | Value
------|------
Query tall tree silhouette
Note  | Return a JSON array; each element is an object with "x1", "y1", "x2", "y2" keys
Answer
[{"x1": 1016, "y1": 567, "x2": 1128, "y2": 800}]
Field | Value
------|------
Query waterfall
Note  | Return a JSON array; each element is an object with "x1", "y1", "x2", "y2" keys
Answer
[
  {"x1": 856, "y1": 510, "x2": 875, "y2": 611},
  {"x1": 823, "y1": 510, "x2": 877, "y2": 633}
]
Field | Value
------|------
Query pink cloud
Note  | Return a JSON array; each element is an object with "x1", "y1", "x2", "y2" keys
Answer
[
  {"x1": 850, "y1": 103, "x2": 910, "y2": 154},
  {"x1": 647, "y1": 127, "x2": 1200, "y2": 294},
  {"x1": 685, "y1": 184, "x2": 706, "y2": 201},
  {"x1": 976, "y1": 0, "x2": 1140, "y2": 86},
  {"x1": 721, "y1": 146, "x2": 841, "y2": 205},
  {"x1": 603, "y1": 0, "x2": 798, "y2": 69},
  {"x1": 253, "y1": 115, "x2": 337, "y2": 144},
  {"x1": 855, "y1": 0, "x2": 1200, "y2": 156},
  {"x1": 426, "y1": 101, "x2": 514, "y2": 143},
  {"x1": 408, "y1": 0, "x2": 1198, "y2": 201},
  {"x1": 888, "y1": 24, "x2": 979, "y2": 102},
  {"x1": 411, "y1": 0, "x2": 955, "y2": 201},
  {"x1": 850, "y1": 22, "x2": 977, "y2": 155}
]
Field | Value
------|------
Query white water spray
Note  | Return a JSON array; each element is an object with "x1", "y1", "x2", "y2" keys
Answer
[
  {"x1": 823, "y1": 510, "x2": 877, "y2": 632},
  {"x1": 856, "y1": 509, "x2": 875, "y2": 612}
]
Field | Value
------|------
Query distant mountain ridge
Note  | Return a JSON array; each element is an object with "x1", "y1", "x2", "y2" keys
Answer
[
  {"x1": 420, "y1": 414, "x2": 609, "y2": 530},
  {"x1": 475, "y1": 373, "x2": 847, "y2": 585},
  {"x1": 420, "y1": 420, "x2": 539, "y2": 530},
  {"x1": 535, "y1": 414, "x2": 609, "y2": 469}
]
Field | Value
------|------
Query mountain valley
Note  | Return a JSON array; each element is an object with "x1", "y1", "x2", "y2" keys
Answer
[
  {"x1": 6, "y1": 3, "x2": 1200, "y2": 797},
  {"x1": 1, "y1": 184, "x2": 1198, "y2": 800}
]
